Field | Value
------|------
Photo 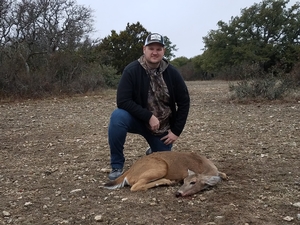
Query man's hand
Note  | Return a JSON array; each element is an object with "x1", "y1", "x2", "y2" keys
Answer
[
  {"x1": 149, "y1": 115, "x2": 160, "y2": 131},
  {"x1": 161, "y1": 130, "x2": 178, "y2": 145}
]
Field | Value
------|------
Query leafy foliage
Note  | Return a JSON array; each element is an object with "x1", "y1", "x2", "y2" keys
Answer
[
  {"x1": 200, "y1": 0, "x2": 300, "y2": 74},
  {"x1": 229, "y1": 76, "x2": 294, "y2": 100},
  {"x1": 0, "y1": 0, "x2": 102, "y2": 98},
  {"x1": 95, "y1": 22, "x2": 148, "y2": 74},
  {"x1": 228, "y1": 62, "x2": 298, "y2": 100},
  {"x1": 171, "y1": 56, "x2": 210, "y2": 80},
  {"x1": 0, "y1": 1, "x2": 178, "y2": 98},
  {"x1": 171, "y1": 57, "x2": 190, "y2": 68},
  {"x1": 96, "y1": 22, "x2": 177, "y2": 73}
]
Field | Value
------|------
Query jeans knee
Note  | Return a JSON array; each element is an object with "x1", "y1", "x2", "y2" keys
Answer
[{"x1": 109, "y1": 109, "x2": 132, "y2": 128}]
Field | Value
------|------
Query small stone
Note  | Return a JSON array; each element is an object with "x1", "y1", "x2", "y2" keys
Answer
[
  {"x1": 283, "y1": 216, "x2": 294, "y2": 221},
  {"x1": 94, "y1": 215, "x2": 103, "y2": 222},
  {"x1": 293, "y1": 202, "x2": 300, "y2": 208},
  {"x1": 199, "y1": 196, "x2": 206, "y2": 201},
  {"x1": 297, "y1": 214, "x2": 300, "y2": 220},
  {"x1": 2, "y1": 211, "x2": 11, "y2": 217},
  {"x1": 100, "y1": 168, "x2": 111, "y2": 173},
  {"x1": 70, "y1": 189, "x2": 82, "y2": 194},
  {"x1": 24, "y1": 202, "x2": 33, "y2": 206}
]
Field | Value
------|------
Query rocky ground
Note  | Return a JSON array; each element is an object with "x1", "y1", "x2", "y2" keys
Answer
[{"x1": 1, "y1": 80, "x2": 300, "y2": 225}]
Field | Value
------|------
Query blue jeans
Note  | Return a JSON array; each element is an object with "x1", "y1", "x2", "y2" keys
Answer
[{"x1": 108, "y1": 108, "x2": 172, "y2": 169}]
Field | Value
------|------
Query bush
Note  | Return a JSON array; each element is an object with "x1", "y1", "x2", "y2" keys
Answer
[
  {"x1": 229, "y1": 76, "x2": 295, "y2": 100},
  {"x1": 0, "y1": 49, "x2": 120, "y2": 99},
  {"x1": 69, "y1": 64, "x2": 119, "y2": 93},
  {"x1": 100, "y1": 65, "x2": 121, "y2": 88},
  {"x1": 228, "y1": 60, "x2": 300, "y2": 101}
]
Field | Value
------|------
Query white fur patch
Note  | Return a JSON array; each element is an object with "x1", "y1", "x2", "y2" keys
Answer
[{"x1": 104, "y1": 177, "x2": 129, "y2": 190}]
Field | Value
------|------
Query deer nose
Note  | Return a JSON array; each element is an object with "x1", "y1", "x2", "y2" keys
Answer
[{"x1": 175, "y1": 192, "x2": 182, "y2": 197}]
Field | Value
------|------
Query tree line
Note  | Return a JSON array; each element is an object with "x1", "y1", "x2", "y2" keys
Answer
[{"x1": 1, "y1": 0, "x2": 299, "y2": 100}]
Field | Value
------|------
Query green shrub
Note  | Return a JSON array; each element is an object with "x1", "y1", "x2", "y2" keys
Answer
[
  {"x1": 100, "y1": 65, "x2": 121, "y2": 88},
  {"x1": 229, "y1": 76, "x2": 294, "y2": 100}
]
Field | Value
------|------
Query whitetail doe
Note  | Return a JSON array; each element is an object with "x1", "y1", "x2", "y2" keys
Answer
[{"x1": 103, "y1": 151, "x2": 226, "y2": 197}]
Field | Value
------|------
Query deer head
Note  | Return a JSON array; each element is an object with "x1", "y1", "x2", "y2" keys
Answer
[{"x1": 175, "y1": 170, "x2": 221, "y2": 197}]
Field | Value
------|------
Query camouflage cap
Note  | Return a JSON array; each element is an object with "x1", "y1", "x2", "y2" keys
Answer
[{"x1": 144, "y1": 33, "x2": 165, "y2": 46}]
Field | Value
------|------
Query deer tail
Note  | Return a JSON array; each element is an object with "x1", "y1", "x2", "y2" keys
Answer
[{"x1": 103, "y1": 177, "x2": 129, "y2": 190}]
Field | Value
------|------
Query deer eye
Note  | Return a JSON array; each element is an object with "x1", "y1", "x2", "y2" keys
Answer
[{"x1": 190, "y1": 181, "x2": 196, "y2": 185}]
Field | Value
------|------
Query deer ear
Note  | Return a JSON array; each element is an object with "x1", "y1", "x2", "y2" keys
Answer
[
  {"x1": 204, "y1": 176, "x2": 221, "y2": 186},
  {"x1": 187, "y1": 169, "x2": 196, "y2": 176}
]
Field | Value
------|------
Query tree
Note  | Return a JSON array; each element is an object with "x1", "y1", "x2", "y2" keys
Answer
[
  {"x1": 171, "y1": 56, "x2": 189, "y2": 68},
  {"x1": 163, "y1": 35, "x2": 177, "y2": 60},
  {"x1": 171, "y1": 55, "x2": 211, "y2": 80},
  {"x1": 0, "y1": 0, "x2": 94, "y2": 74},
  {"x1": 201, "y1": 0, "x2": 300, "y2": 74},
  {"x1": 0, "y1": 0, "x2": 95, "y2": 96},
  {"x1": 0, "y1": 0, "x2": 13, "y2": 46},
  {"x1": 95, "y1": 22, "x2": 148, "y2": 74},
  {"x1": 96, "y1": 22, "x2": 177, "y2": 73}
]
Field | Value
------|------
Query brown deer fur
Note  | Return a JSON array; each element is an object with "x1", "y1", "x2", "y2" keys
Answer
[{"x1": 104, "y1": 151, "x2": 226, "y2": 196}]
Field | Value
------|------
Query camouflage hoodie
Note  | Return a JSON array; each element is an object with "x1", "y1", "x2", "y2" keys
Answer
[{"x1": 138, "y1": 55, "x2": 171, "y2": 135}]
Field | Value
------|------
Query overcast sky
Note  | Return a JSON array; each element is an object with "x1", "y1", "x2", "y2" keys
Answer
[{"x1": 76, "y1": 0, "x2": 298, "y2": 59}]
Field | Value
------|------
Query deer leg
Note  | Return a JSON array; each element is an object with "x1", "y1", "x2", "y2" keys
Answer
[
  {"x1": 141, "y1": 178, "x2": 177, "y2": 190},
  {"x1": 131, "y1": 178, "x2": 177, "y2": 191},
  {"x1": 130, "y1": 167, "x2": 168, "y2": 191}
]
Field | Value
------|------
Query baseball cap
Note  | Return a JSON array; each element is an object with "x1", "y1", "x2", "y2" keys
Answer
[{"x1": 144, "y1": 33, "x2": 165, "y2": 46}]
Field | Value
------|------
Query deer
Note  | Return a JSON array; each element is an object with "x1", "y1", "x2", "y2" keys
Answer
[{"x1": 103, "y1": 151, "x2": 227, "y2": 197}]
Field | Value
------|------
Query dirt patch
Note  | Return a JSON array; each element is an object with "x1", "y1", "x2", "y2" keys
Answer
[{"x1": 1, "y1": 81, "x2": 299, "y2": 225}]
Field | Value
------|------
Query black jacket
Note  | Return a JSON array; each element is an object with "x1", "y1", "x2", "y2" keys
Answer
[{"x1": 116, "y1": 59, "x2": 190, "y2": 136}]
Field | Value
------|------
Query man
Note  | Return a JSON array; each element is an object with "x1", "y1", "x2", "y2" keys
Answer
[{"x1": 108, "y1": 33, "x2": 190, "y2": 180}]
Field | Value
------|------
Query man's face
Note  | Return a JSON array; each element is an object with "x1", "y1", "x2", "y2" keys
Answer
[{"x1": 143, "y1": 43, "x2": 165, "y2": 65}]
